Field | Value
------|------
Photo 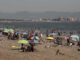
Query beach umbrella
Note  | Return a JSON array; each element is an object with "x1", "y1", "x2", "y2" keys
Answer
[
  {"x1": 71, "y1": 35, "x2": 79, "y2": 41},
  {"x1": 46, "y1": 37, "x2": 55, "y2": 40},
  {"x1": 8, "y1": 29, "x2": 14, "y2": 33},
  {"x1": 18, "y1": 40, "x2": 29, "y2": 44},
  {"x1": 71, "y1": 38, "x2": 78, "y2": 42},
  {"x1": 3, "y1": 28, "x2": 8, "y2": 33},
  {"x1": 31, "y1": 36, "x2": 39, "y2": 40},
  {"x1": 3, "y1": 31, "x2": 8, "y2": 33},
  {"x1": 17, "y1": 32, "x2": 21, "y2": 34},
  {"x1": 4, "y1": 28, "x2": 8, "y2": 31},
  {"x1": 29, "y1": 40, "x2": 39, "y2": 43},
  {"x1": 61, "y1": 36, "x2": 69, "y2": 39}
]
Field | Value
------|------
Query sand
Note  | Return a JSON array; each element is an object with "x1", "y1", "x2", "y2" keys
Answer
[{"x1": 0, "y1": 36, "x2": 80, "y2": 60}]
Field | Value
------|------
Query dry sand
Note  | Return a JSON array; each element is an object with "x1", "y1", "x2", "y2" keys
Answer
[{"x1": 0, "y1": 36, "x2": 80, "y2": 60}]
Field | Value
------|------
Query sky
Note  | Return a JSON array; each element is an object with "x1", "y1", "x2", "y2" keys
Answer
[{"x1": 0, "y1": 0, "x2": 80, "y2": 13}]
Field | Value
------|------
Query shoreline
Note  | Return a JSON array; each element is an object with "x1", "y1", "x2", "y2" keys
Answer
[{"x1": 0, "y1": 20, "x2": 80, "y2": 23}]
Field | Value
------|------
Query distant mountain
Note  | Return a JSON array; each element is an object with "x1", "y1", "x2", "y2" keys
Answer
[{"x1": 0, "y1": 11, "x2": 80, "y2": 20}]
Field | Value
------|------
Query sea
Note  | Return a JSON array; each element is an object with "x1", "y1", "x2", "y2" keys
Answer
[{"x1": 0, "y1": 22, "x2": 80, "y2": 33}]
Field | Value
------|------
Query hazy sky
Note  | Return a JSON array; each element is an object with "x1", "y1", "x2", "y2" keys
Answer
[{"x1": 0, "y1": 0, "x2": 80, "y2": 13}]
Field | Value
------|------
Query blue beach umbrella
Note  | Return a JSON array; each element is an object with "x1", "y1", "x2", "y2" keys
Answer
[
  {"x1": 29, "y1": 40, "x2": 39, "y2": 43},
  {"x1": 3, "y1": 28, "x2": 9, "y2": 33},
  {"x1": 4, "y1": 28, "x2": 8, "y2": 31},
  {"x1": 17, "y1": 32, "x2": 21, "y2": 34},
  {"x1": 71, "y1": 35, "x2": 79, "y2": 41}
]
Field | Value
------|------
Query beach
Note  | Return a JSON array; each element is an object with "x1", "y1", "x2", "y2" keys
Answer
[
  {"x1": 0, "y1": 27, "x2": 80, "y2": 60},
  {"x1": 0, "y1": 0, "x2": 80, "y2": 60},
  {"x1": 0, "y1": 36, "x2": 80, "y2": 60}
]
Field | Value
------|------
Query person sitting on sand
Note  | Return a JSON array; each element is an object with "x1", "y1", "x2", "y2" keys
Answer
[
  {"x1": 58, "y1": 32, "x2": 61, "y2": 36},
  {"x1": 8, "y1": 33, "x2": 13, "y2": 40},
  {"x1": 26, "y1": 43, "x2": 34, "y2": 52},
  {"x1": 26, "y1": 45, "x2": 31, "y2": 52},
  {"x1": 16, "y1": 33, "x2": 19, "y2": 40},
  {"x1": 13, "y1": 32, "x2": 19, "y2": 40},
  {"x1": 56, "y1": 37, "x2": 62, "y2": 45},
  {"x1": 21, "y1": 44, "x2": 25, "y2": 52},
  {"x1": 29, "y1": 43, "x2": 34, "y2": 52}
]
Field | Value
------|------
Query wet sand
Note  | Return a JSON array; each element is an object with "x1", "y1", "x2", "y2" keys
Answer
[{"x1": 0, "y1": 36, "x2": 80, "y2": 60}]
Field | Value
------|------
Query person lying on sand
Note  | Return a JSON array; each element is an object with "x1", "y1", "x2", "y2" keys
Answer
[{"x1": 56, "y1": 49, "x2": 65, "y2": 55}]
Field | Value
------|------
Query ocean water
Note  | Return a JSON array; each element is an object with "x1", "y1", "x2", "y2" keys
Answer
[{"x1": 0, "y1": 22, "x2": 80, "y2": 32}]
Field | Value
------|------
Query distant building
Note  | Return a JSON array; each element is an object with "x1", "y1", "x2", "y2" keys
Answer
[
  {"x1": 68, "y1": 17, "x2": 78, "y2": 22},
  {"x1": 58, "y1": 17, "x2": 66, "y2": 21}
]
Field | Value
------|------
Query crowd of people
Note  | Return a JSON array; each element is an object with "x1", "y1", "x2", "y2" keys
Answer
[{"x1": 0, "y1": 28, "x2": 80, "y2": 52}]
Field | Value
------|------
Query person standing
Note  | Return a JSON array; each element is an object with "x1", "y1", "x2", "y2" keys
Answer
[{"x1": 67, "y1": 37, "x2": 71, "y2": 46}]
